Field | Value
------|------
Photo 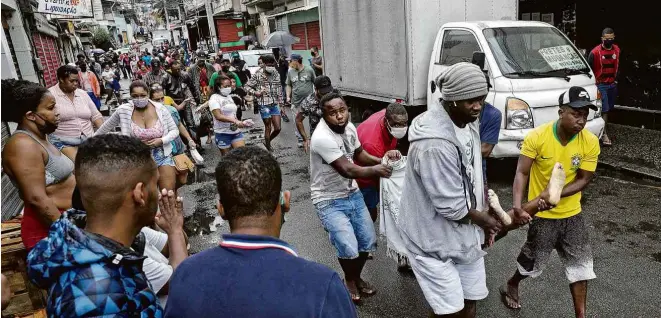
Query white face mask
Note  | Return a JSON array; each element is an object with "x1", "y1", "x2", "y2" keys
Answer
[
  {"x1": 220, "y1": 87, "x2": 232, "y2": 96},
  {"x1": 388, "y1": 123, "x2": 408, "y2": 139}
]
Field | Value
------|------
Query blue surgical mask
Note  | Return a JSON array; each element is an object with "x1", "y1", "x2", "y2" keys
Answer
[{"x1": 133, "y1": 98, "x2": 149, "y2": 108}]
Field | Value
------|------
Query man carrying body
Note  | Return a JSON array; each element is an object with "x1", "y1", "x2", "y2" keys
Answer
[
  {"x1": 165, "y1": 146, "x2": 357, "y2": 318},
  {"x1": 356, "y1": 103, "x2": 408, "y2": 223},
  {"x1": 310, "y1": 92, "x2": 396, "y2": 304},
  {"x1": 27, "y1": 134, "x2": 186, "y2": 316},
  {"x1": 500, "y1": 87, "x2": 600, "y2": 318},
  {"x1": 244, "y1": 55, "x2": 283, "y2": 151},
  {"x1": 399, "y1": 63, "x2": 504, "y2": 317},
  {"x1": 588, "y1": 27, "x2": 619, "y2": 146},
  {"x1": 286, "y1": 53, "x2": 316, "y2": 147},
  {"x1": 296, "y1": 75, "x2": 334, "y2": 153}
]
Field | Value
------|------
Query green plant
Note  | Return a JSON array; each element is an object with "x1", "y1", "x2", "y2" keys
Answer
[{"x1": 91, "y1": 27, "x2": 110, "y2": 46}]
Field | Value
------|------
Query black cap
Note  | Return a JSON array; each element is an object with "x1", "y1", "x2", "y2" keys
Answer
[
  {"x1": 559, "y1": 86, "x2": 598, "y2": 111},
  {"x1": 314, "y1": 76, "x2": 333, "y2": 94}
]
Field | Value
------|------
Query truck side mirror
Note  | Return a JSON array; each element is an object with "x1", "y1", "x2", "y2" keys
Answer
[
  {"x1": 471, "y1": 52, "x2": 486, "y2": 70},
  {"x1": 430, "y1": 80, "x2": 436, "y2": 93}
]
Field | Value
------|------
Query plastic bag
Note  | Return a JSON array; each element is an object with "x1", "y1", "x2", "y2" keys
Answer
[{"x1": 190, "y1": 148, "x2": 204, "y2": 165}]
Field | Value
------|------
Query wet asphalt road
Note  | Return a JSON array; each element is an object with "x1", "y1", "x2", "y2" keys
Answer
[{"x1": 178, "y1": 107, "x2": 661, "y2": 317}]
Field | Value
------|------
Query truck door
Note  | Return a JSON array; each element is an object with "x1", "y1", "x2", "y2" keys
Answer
[{"x1": 428, "y1": 28, "x2": 483, "y2": 105}]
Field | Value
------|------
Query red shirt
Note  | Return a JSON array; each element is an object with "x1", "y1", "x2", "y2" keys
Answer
[{"x1": 356, "y1": 109, "x2": 397, "y2": 188}]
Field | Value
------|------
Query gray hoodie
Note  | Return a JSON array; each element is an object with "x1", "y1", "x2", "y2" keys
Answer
[{"x1": 398, "y1": 99, "x2": 486, "y2": 264}]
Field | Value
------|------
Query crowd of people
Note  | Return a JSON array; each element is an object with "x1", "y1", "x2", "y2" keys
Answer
[{"x1": 1, "y1": 31, "x2": 608, "y2": 317}]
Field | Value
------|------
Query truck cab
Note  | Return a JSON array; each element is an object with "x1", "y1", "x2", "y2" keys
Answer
[{"x1": 428, "y1": 21, "x2": 605, "y2": 157}]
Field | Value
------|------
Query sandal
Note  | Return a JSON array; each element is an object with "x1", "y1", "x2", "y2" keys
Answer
[
  {"x1": 357, "y1": 279, "x2": 377, "y2": 296},
  {"x1": 499, "y1": 285, "x2": 521, "y2": 309}
]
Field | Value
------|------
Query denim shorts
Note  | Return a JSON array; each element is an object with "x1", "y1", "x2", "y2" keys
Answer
[
  {"x1": 215, "y1": 132, "x2": 244, "y2": 150},
  {"x1": 597, "y1": 83, "x2": 617, "y2": 113},
  {"x1": 360, "y1": 186, "x2": 380, "y2": 210},
  {"x1": 152, "y1": 147, "x2": 175, "y2": 167},
  {"x1": 259, "y1": 104, "x2": 281, "y2": 119},
  {"x1": 314, "y1": 191, "x2": 377, "y2": 259},
  {"x1": 48, "y1": 134, "x2": 87, "y2": 151}
]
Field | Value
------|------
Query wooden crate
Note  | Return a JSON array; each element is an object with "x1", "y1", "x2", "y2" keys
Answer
[{"x1": 1, "y1": 221, "x2": 47, "y2": 317}]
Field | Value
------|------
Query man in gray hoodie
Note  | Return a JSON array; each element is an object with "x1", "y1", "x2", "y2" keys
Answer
[{"x1": 398, "y1": 62, "x2": 503, "y2": 317}]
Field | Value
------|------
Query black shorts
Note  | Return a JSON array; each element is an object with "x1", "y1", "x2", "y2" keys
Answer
[{"x1": 516, "y1": 213, "x2": 596, "y2": 283}]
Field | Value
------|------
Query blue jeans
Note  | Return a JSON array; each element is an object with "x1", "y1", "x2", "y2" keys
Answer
[
  {"x1": 48, "y1": 134, "x2": 87, "y2": 151},
  {"x1": 214, "y1": 132, "x2": 244, "y2": 150},
  {"x1": 314, "y1": 191, "x2": 377, "y2": 259},
  {"x1": 597, "y1": 83, "x2": 617, "y2": 113},
  {"x1": 259, "y1": 104, "x2": 281, "y2": 119},
  {"x1": 360, "y1": 186, "x2": 379, "y2": 210}
]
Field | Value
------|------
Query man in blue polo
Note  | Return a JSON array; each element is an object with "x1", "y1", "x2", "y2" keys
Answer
[{"x1": 165, "y1": 146, "x2": 357, "y2": 318}]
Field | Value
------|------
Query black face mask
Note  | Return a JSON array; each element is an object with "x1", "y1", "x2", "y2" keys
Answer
[
  {"x1": 221, "y1": 66, "x2": 230, "y2": 72},
  {"x1": 603, "y1": 39, "x2": 615, "y2": 48},
  {"x1": 80, "y1": 66, "x2": 87, "y2": 72},
  {"x1": 33, "y1": 113, "x2": 57, "y2": 135}
]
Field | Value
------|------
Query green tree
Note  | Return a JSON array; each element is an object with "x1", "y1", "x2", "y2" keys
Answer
[{"x1": 91, "y1": 27, "x2": 110, "y2": 47}]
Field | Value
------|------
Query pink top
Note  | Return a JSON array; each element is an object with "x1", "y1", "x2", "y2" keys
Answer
[
  {"x1": 48, "y1": 85, "x2": 103, "y2": 138},
  {"x1": 132, "y1": 120, "x2": 164, "y2": 141}
]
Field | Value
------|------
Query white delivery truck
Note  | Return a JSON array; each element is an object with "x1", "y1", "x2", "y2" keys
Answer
[
  {"x1": 152, "y1": 29, "x2": 173, "y2": 48},
  {"x1": 319, "y1": 0, "x2": 605, "y2": 157}
]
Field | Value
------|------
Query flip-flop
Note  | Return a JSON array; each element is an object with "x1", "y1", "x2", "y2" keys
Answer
[
  {"x1": 601, "y1": 135, "x2": 613, "y2": 147},
  {"x1": 357, "y1": 280, "x2": 377, "y2": 296},
  {"x1": 499, "y1": 285, "x2": 521, "y2": 310}
]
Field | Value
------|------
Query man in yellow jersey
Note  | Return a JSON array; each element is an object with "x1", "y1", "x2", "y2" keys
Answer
[{"x1": 500, "y1": 86, "x2": 600, "y2": 318}]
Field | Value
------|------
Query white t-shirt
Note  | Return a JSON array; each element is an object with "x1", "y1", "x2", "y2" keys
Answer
[
  {"x1": 310, "y1": 120, "x2": 361, "y2": 204},
  {"x1": 101, "y1": 70, "x2": 115, "y2": 84},
  {"x1": 453, "y1": 124, "x2": 476, "y2": 197},
  {"x1": 140, "y1": 227, "x2": 172, "y2": 306},
  {"x1": 208, "y1": 93, "x2": 240, "y2": 134}
]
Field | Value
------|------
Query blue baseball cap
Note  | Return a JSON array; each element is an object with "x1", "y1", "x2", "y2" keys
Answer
[{"x1": 286, "y1": 53, "x2": 303, "y2": 61}]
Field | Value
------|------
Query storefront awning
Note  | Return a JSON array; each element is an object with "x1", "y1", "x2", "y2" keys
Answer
[{"x1": 266, "y1": 4, "x2": 318, "y2": 19}]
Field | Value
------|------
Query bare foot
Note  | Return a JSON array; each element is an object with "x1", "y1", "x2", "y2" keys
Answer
[
  {"x1": 499, "y1": 283, "x2": 521, "y2": 309},
  {"x1": 345, "y1": 280, "x2": 361, "y2": 304},
  {"x1": 546, "y1": 162, "x2": 566, "y2": 205},
  {"x1": 488, "y1": 189, "x2": 512, "y2": 225}
]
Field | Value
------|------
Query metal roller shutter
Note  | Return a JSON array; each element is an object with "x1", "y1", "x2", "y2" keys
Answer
[
  {"x1": 216, "y1": 19, "x2": 245, "y2": 53},
  {"x1": 305, "y1": 21, "x2": 321, "y2": 49},
  {"x1": 33, "y1": 33, "x2": 61, "y2": 87},
  {"x1": 289, "y1": 23, "x2": 307, "y2": 50},
  {"x1": 2, "y1": 122, "x2": 23, "y2": 221}
]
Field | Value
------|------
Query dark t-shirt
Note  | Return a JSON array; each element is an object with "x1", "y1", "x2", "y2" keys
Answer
[
  {"x1": 479, "y1": 102, "x2": 501, "y2": 182},
  {"x1": 164, "y1": 234, "x2": 357, "y2": 318},
  {"x1": 312, "y1": 55, "x2": 323, "y2": 76}
]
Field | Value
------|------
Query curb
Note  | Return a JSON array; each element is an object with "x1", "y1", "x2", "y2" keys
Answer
[{"x1": 598, "y1": 159, "x2": 661, "y2": 183}]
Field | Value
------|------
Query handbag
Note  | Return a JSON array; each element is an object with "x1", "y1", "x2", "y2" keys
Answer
[{"x1": 173, "y1": 153, "x2": 195, "y2": 172}]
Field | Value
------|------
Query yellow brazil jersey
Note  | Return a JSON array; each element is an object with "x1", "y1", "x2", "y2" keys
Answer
[
  {"x1": 521, "y1": 121, "x2": 600, "y2": 219},
  {"x1": 162, "y1": 96, "x2": 175, "y2": 106}
]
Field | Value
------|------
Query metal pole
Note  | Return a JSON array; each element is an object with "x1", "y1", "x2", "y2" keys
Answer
[{"x1": 204, "y1": 0, "x2": 217, "y2": 54}]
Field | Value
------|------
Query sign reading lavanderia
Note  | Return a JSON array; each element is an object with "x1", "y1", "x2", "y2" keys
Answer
[{"x1": 37, "y1": 0, "x2": 93, "y2": 17}]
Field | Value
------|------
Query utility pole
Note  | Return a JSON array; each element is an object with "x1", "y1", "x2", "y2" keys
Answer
[
  {"x1": 204, "y1": 0, "x2": 217, "y2": 54},
  {"x1": 163, "y1": 0, "x2": 172, "y2": 42}
]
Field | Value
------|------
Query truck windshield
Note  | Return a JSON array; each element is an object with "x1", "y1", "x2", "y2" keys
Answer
[{"x1": 483, "y1": 27, "x2": 590, "y2": 78}]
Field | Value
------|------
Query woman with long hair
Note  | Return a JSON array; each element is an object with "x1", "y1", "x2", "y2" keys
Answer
[
  {"x1": 1, "y1": 79, "x2": 75, "y2": 250},
  {"x1": 149, "y1": 84, "x2": 198, "y2": 188},
  {"x1": 95, "y1": 80, "x2": 180, "y2": 191}
]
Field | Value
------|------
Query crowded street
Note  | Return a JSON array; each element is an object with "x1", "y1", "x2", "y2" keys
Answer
[
  {"x1": 2, "y1": 0, "x2": 661, "y2": 317},
  {"x1": 178, "y1": 108, "x2": 661, "y2": 318}
]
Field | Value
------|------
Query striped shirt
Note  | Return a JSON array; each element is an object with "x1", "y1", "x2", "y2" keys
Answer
[
  {"x1": 95, "y1": 101, "x2": 179, "y2": 156},
  {"x1": 48, "y1": 85, "x2": 103, "y2": 138},
  {"x1": 244, "y1": 69, "x2": 283, "y2": 106}
]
